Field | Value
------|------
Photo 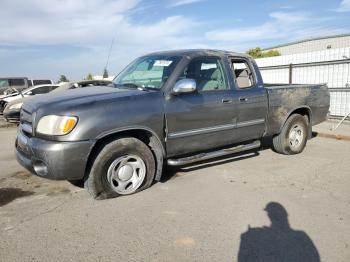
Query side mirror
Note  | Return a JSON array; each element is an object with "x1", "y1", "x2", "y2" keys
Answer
[
  {"x1": 26, "y1": 91, "x2": 33, "y2": 95},
  {"x1": 172, "y1": 79, "x2": 196, "y2": 95}
]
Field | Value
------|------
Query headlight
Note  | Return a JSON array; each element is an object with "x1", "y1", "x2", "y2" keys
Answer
[
  {"x1": 9, "y1": 102, "x2": 23, "y2": 110},
  {"x1": 36, "y1": 115, "x2": 78, "y2": 136}
]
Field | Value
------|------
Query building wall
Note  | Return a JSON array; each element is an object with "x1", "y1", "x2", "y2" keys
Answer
[
  {"x1": 256, "y1": 47, "x2": 350, "y2": 116},
  {"x1": 263, "y1": 35, "x2": 350, "y2": 55}
]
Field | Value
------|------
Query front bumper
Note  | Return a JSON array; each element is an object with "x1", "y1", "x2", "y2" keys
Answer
[
  {"x1": 15, "y1": 130, "x2": 95, "y2": 180},
  {"x1": 3, "y1": 108, "x2": 20, "y2": 122}
]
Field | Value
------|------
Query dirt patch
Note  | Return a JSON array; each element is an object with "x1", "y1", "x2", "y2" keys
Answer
[
  {"x1": 175, "y1": 236, "x2": 196, "y2": 247},
  {"x1": 46, "y1": 187, "x2": 71, "y2": 196},
  {"x1": 0, "y1": 187, "x2": 34, "y2": 207},
  {"x1": 1, "y1": 171, "x2": 75, "y2": 199},
  {"x1": 313, "y1": 132, "x2": 350, "y2": 141},
  {"x1": 11, "y1": 171, "x2": 32, "y2": 180}
]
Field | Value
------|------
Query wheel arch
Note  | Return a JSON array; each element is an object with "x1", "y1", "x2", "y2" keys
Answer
[
  {"x1": 85, "y1": 127, "x2": 165, "y2": 182},
  {"x1": 279, "y1": 106, "x2": 312, "y2": 137},
  {"x1": 280, "y1": 106, "x2": 312, "y2": 130}
]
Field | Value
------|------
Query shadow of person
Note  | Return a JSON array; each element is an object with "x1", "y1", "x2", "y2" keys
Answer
[{"x1": 237, "y1": 202, "x2": 320, "y2": 262}]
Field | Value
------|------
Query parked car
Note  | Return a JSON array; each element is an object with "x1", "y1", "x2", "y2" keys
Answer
[
  {"x1": 3, "y1": 80, "x2": 113, "y2": 122},
  {"x1": 0, "y1": 77, "x2": 30, "y2": 96},
  {"x1": 3, "y1": 97, "x2": 32, "y2": 122},
  {"x1": 15, "y1": 50, "x2": 330, "y2": 199},
  {"x1": 0, "y1": 84, "x2": 59, "y2": 114}
]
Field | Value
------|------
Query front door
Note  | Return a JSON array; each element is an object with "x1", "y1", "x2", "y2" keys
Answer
[{"x1": 165, "y1": 56, "x2": 239, "y2": 157}]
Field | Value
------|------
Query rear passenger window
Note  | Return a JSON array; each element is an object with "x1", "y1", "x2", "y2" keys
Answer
[
  {"x1": 178, "y1": 57, "x2": 227, "y2": 91},
  {"x1": 231, "y1": 59, "x2": 255, "y2": 89}
]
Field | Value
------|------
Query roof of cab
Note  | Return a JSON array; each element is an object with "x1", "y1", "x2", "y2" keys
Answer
[{"x1": 145, "y1": 49, "x2": 251, "y2": 59}]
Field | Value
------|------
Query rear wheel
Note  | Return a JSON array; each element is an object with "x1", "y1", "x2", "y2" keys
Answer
[
  {"x1": 273, "y1": 114, "x2": 308, "y2": 155},
  {"x1": 85, "y1": 137, "x2": 156, "y2": 199}
]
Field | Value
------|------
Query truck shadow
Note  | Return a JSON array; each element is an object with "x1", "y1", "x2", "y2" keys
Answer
[
  {"x1": 0, "y1": 187, "x2": 34, "y2": 207},
  {"x1": 237, "y1": 202, "x2": 320, "y2": 262}
]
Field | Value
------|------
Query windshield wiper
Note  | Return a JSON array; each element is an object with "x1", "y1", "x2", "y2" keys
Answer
[{"x1": 117, "y1": 83, "x2": 158, "y2": 91}]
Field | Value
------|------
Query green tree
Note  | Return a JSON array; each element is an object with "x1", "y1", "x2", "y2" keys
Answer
[
  {"x1": 246, "y1": 47, "x2": 281, "y2": 58},
  {"x1": 246, "y1": 47, "x2": 263, "y2": 58},
  {"x1": 59, "y1": 75, "x2": 69, "y2": 83},
  {"x1": 103, "y1": 68, "x2": 109, "y2": 78},
  {"x1": 263, "y1": 50, "x2": 281, "y2": 57},
  {"x1": 85, "y1": 73, "x2": 94, "y2": 80}
]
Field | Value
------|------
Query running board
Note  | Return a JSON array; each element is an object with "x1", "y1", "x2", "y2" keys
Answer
[{"x1": 167, "y1": 140, "x2": 261, "y2": 166}]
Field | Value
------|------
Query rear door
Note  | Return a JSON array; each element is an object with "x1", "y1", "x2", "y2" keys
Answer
[
  {"x1": 165, "y1": 56, "x2": 239, "y2": 156},
  {"x1": 229, "y1": 57, "x2": 268, "y2": 141}
]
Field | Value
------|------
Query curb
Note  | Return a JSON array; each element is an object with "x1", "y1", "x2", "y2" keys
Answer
[{"x1": 314, "y1": 132, "x2": 350, "y2": 141}]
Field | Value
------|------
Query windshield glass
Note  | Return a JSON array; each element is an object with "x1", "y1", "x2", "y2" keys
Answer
[
  {"x1": 113, "y1": 55, "x2": 181, "y2": 90},
  {"x1": 0, "y1": 79, "x2": 9, "y2": 88}
]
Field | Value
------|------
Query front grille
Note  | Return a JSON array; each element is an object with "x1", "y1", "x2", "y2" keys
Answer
[{"x1": 20, "y1": 109, "x2": 33, "y2": 137}]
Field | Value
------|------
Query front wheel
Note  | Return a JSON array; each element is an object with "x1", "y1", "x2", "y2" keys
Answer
[
  {"x1": 273, "y1": 114, "x2": 309, "y2": 155},
  {"x1": 85, "y1": 137, "x2": 156, "y2": 199}
]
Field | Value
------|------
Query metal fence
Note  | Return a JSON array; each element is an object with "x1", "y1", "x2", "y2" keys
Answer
[{"x1": 256, "y1": 47, "x2": 350, "y2": 116}]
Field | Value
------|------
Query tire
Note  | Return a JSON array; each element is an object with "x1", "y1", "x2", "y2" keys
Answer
[
  {"x1": 85, "y1": 137, "x2": 156, "y2": 200},
  {"x1": 273, "y1": 114, "x2": 308, "y2": 155}
]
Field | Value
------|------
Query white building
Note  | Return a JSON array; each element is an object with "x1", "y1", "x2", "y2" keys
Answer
[
  {"x1": 256, "y1": 34, "x2": 350, "y2": 117},
  {"x1": 262, "y1": 34, "x2": 350, "y2": 55}
]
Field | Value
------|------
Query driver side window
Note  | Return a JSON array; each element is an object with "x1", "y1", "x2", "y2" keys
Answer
[{"x1": 178, "y1": 57, "x2": 228, "y2": 92}]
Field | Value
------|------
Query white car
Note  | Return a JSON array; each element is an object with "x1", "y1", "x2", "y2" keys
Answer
[
  {"x1": 0, "y1": 84, "x2": 58, "y2": 113},
  {"x1": 4, "y1": 84, "x2": 58, "y2": 103}
]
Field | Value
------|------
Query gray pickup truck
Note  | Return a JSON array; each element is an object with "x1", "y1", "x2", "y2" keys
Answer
[{"x1": 15, "y1": 50, "x2": 330, "y2": 199}]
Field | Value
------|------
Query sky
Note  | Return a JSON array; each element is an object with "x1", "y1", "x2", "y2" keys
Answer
[{"x1": 1, "y1": 0, "x2": 350, "y2": 81}]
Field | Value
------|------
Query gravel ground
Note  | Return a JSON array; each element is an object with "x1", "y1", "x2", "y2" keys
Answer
[{"x1": 0, "y1": 126, "x2": 349, "y2": 262}]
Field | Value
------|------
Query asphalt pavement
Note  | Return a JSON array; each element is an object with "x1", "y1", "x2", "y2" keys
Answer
[{"x1": 0, "y1": 125, "x2": 349, "y2": 261}]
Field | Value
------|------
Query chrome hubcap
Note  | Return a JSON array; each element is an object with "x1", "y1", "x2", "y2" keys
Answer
[
  {"x1": 289, "y1": 124, "x2": 304, "y2": 149},
  {"x1": 107, "y1": 155, "x2": 146, "y2": 195}
]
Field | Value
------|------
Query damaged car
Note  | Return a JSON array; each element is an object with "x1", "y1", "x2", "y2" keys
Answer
[{"x1": 15, "y1": 50, "x2": 330, "y2": 199}]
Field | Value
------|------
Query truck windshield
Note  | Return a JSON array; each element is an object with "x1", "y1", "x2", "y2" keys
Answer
[{"x1": 113, "y1": 55, "x2": 181, "y2": 90}]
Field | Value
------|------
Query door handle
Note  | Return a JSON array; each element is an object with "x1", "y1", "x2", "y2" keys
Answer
[
  {"x1": 222, "y1": 98, "x2": 233, "y2": 104},
  {"x1": 239, "y1": 97, "x2": 248, "y2": 102}
]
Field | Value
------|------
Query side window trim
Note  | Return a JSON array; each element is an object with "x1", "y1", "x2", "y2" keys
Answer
[{"x1": 230, "y1": 57, "x2": 257, "y2": 90}]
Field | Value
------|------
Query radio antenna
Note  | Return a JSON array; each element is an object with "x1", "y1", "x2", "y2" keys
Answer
[{"x1": 105, "y1": 37, "x2": 115, "y2": 71}]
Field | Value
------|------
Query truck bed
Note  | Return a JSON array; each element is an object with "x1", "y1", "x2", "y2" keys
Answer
[{"x1": 264, "y1": 83, "x2": 330, "y2": 136}]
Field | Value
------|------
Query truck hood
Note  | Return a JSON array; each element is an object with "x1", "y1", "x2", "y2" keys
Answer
[{"x1": 23, "y1": 85, "x2": 157, "y2": 113}]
